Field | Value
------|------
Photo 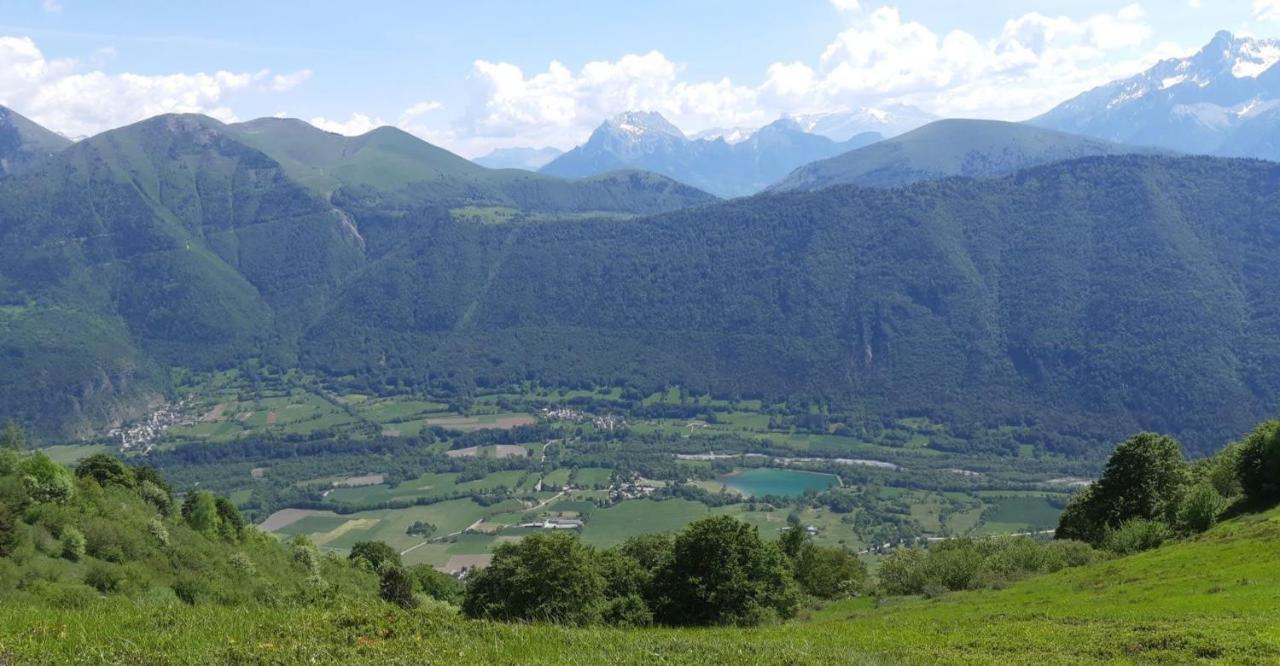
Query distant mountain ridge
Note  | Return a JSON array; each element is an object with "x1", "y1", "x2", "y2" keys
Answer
[
  {"x1": 1033, "y1": 31, "x2": 1280, "y2": 160},
  {"x1": 474, "y1": 146, "x2": 564, "y2": 170},
  {"x1": 771, "y1": 119, "x2": 1162, "y2": 191},
  {"x1": 541, "y1": 111, "x2": 881, "y2": 197}
]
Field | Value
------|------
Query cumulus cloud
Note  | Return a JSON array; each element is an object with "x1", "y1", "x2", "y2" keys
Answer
[
  {"x1": 269, "y1": 69, "x2": 312, "y2": 92},
  {"x1": 309, "y1": 112, "x2": 385, "y2": 136},
  {"x1": 0, "y1": 35, "x2": 306, "y2": 138},
  {"x1": 441, "y1": 3, "x2": 1178, "y2": 153}
]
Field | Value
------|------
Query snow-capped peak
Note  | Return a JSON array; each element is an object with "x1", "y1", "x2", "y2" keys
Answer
[{"x1": 603, "y1": 111, "x2": 685, "y2": 140}]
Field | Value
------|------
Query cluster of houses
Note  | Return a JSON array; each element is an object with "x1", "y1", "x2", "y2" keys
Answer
[
  {"x1": 540, "y1": 406, "x2": 624, "y2": 432},
  {"x1": 518, "y1": 516, "x2": 586, "y2": 530},
  {"x1": 108, "y1": 400, "x2": 195, "y2": 452}
]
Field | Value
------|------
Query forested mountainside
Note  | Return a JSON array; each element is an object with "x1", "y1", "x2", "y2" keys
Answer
[
  {"x1": 304, "y1": 155, "x2": 1280, "y2": 454},
  {"x1": 0, "y1": 114, "x2": 713, "y2": 437},
  {"x1": 1, "y1": 108, "x2": 1278, "y2": 454},
  {"x1": 771, "y1": 119, "x2": 1161, "y2": 191}
]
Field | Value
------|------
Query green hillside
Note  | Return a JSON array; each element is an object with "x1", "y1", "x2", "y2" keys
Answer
[
  {"x1": 3, "y1": 495, "x2": 1276, "y2": 663},
  {"x1": 231, "y1": 117, "x2": 717, "y2": 214},
  {"x1": 771, "y1": 119, "x2": 1161, "y2": 191},
  {"x1": 0, "y1": 106, "x2": 71, "y2": 177},
  {"x1": 303, "y1": 155, "x2": 1280, "y2": 453},
  {"x1": 0, "y1": 114, "x2": 712, "y2": 438}
]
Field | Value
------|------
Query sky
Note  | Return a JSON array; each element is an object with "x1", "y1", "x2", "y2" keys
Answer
[{"x1": 0, "y1": 0, "x2": 1277, "y2": 157}]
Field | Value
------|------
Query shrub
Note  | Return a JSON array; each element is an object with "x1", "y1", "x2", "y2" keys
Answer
[
  {"x1": 922, "y1": 539, "x2": 987, "y2": 591},
  {"x1": 84, "y1": 562, "x2": 125, "y2": 594},
  {"x1": 379, "y1": 566, "x2": 418, "y2": 609},
  {"x1": 147, "y1": 518, "x2": 170, "y2": 547},
  {"x1": 602, "y1": 594, "x2": 654, "y2": 627},
  {"x1": 0, "y1": 503, "x2": 18, "y2": 557},
  {"x1": 1236, "y1": 421, "x2": 1280, "y2": 505},
  {"x1": 409, "y1": 564, "x2": 463, "y2": 605},
  {"x1": 173, "y1": 577, "x2": 207, "y2": 605},
  {"x1": 17, "y1": 454, "x2": 76, "y2": 505},
  {"x1": 230, "y1": 552, "x2": 257, "y2": 577},
  {"x1": 60, "y1": 526, "x2": 86, "y2": 562},
  {"x1": 1045, "y1": 539, "x2": 1104, "y2": 568},
  {"x1": 1178, "y1": 482, "x2": 1227, "y2": 534},
  {"x1": 1101, "y1": 519, "x2": 1171, "y2": 555},
  {"x1": 878, "y1": 548, "x2": 928, "y2": 595},
  {"x1": 793, "y1": 544, "x2": 866, "y2": 599},
  {"x1": 214, "y1": 497, "x2": 246, "y2": 542}
]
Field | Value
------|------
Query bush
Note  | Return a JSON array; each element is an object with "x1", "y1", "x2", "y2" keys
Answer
[
  {"x1": 1101, "y1": 519, "x2": 1171, "y2": 555},
  {"x1": 409, "y1": 564, "x2": 463, "y2": 605},
  {"x1": 84, "y1": 562, "x2": 125, "y2": 594},
  {"x1": 1045, "y1": 539, "x2": 1104, "y2": 568},
  {"x1": 602, "y1": 594, "x2": 653, "y2": 627},
  {"x1": 1236, "y1": 421, "x2": 1280, "y2": 505},
  {"x1": 793, "y1": 544, "x2": 866, "y2": 599},
  {"x1": 379, "y1": 566, "x2": 418, "y2": 609},
  {"x1": 1178, "y1": 482, "x2": 1227, "y2": 534},
  {"x1": 0, "y1": 503, "x2": 18, "y2": 557},
  {"x1": 878, "y1": 548, "x2": 928, "y2": 595},
  {"x1": 182, "y1": 491, "x2": 221, "y2": 535},
  {"x1": 18, "y1": 454, "x2": 75, "y2": 505},
  {"x1": 60, "y1": 526, "x2": 86, "y2": 562}
]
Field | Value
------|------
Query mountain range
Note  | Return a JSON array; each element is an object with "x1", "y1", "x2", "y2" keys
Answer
[
  {"x1": 540, "y1": 111, "x2": 881, "y2": 197},
  {"x1": 771, "y1": 119, "x2": 1162, "y2": 191},
  {"x1": 1034, "y1": 31, "x2": 1280, "y2": 159}
]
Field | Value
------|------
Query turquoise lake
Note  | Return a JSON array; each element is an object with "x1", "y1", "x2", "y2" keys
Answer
[{"x1": 718, "y1": 468, "x2": 839, "y2": 498}]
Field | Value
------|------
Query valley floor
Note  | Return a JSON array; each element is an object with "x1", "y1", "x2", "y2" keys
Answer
[{"x1": 5, "y1": 509, "x2": 1279, "y2": 664}]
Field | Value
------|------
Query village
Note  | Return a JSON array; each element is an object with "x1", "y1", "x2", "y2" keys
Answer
[{"x1": 106, "y1": 399, "x2": 197, "y2": 453}]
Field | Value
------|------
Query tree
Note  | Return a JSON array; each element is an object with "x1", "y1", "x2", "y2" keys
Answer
[
  {"x1": 877, "y1": 547, "x2": 928, "y2": 596},
  {"x1": 779, "y1": 524, "x2": 807, "y2": 560},
  {"x1": 348, "y1": 541, "x2": 401, "y2": 573},
  {"x1": 1236, "y1": 421, "x2": 1280, "y2": 505},
  {"x1": 0, "y1": 503, "x2": 18, "y2": 557},
  {"x1": 0, "y1": 422, "x2": 26, "y2": 451},
  {"x1": 182, "y1": 491, "x2": 222, "y2": 535},
  {"x1": 18, "y1": 453, "x2": 75, "y2": 504},
  {"x1": 214, "y1": 497, "x2": 246, "y2": 542},
  {"x1": 409, "y1": 564, "x2": 464, "y2": 605},
  {"x1": 463, "y1": 532, "x2": 606, "y2": 625},
  {"x1": 379, "y1": 566, "x2": 419, "y2": 609},
  {"x1": 61, "y1": 526, "x2": 86, "y2": 561},
  {"x1": 653, "y1": 516, "x2": 799, "y2": 626},
  {"x1": 1178, "y1": 482, "x2": 1227, "y2": 533},
  {"x1": 1056, "y1": 433, "x2": 1189, "y2": 544},
  {"x1": 793, "y1": 544, "x2": 866, "y2": 599},
  {"x1": 75, "y1": 454, "x2": 135, "y2": 489}
]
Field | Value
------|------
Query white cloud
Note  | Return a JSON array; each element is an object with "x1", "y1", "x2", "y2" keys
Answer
[
  {"x1": 309, "y1": 112, "x2": 385, "y2": 136},
  {"x1": 1255, "y1": 0, "x2": 1280, "y2": 21},
  {"x1": 0, "y1": 35, "x2": 300, "y2": 138},
  {"x1": 830, "y1": 0, "x2": 860, "y2": 12},
  {"x1": 400, "y1": 100, "x2": 443, "y2": 120},
  {"x1": 41, "y1": 0, "x2": 62, "y2": 14},
  {"x1": 269, "y1": 69, "x2": 312, "y2": 92},
  {"x1": 440, "y1": 3, "x2": 1173, "y2": 153}
]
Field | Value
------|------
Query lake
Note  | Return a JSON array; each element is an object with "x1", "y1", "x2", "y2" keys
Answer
[{"x1": 718, "y1": 468, "x2": 839, "y2": 498}]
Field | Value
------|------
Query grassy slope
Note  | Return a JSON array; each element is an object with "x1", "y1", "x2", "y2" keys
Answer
[{"x1": 5, "y1": 508, "x2": 1278, "y2": 664}]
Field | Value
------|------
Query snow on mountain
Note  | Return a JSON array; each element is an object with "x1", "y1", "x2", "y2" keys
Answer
[
  {"x1": 790, "y1": 105, "x2": 936, "y2": 141},
  {"x1": 540, "y1": 111, "x2": 880, "y2": 197},
  {"x1": 1032, "y1": 31, "x2": 1280, "y2": 159}
]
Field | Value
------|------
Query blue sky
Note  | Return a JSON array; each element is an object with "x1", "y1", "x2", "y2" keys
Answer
[{"x1": 0, "y1": 0, "x2": 1275, "y2": 155}]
